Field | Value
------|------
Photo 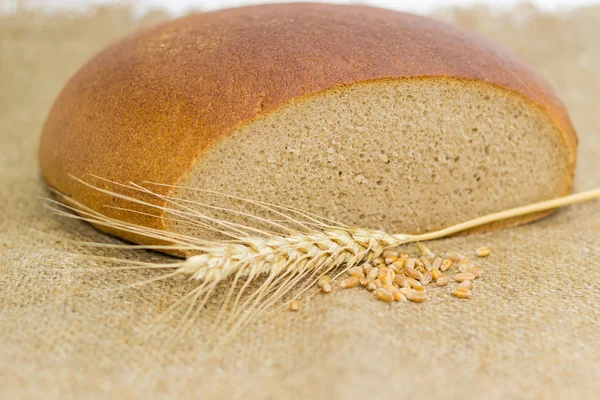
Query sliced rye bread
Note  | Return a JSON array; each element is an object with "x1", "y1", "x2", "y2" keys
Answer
[{"x1": 39, "y1": 3, "x2": 577, "y2": 250}]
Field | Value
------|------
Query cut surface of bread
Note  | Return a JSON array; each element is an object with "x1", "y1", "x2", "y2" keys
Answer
[
  {"x1": 38, "y1": 3, "x2": 578, "y2": 248},
  {"x1": 173, "y1": 77, "x2": 572, "y2": 238}
]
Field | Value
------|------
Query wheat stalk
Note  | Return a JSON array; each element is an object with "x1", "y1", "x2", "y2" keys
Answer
[{"x1": 45, "y1": 176, "x2": 600, "y2": 347}]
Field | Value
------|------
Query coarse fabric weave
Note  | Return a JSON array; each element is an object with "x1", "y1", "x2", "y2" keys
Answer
[{"x1": 1, "y1": 5, "x2": 599, "y2": 399}]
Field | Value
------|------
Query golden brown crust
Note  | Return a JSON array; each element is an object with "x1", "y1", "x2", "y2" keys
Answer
[{"x1": 39, "y1": 3, "x2": 578, "y2": 246}]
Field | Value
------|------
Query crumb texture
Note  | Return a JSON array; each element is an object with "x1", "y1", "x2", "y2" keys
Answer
[{"x1": 178, "y1": 78, "x2": 571, "y2": 236}]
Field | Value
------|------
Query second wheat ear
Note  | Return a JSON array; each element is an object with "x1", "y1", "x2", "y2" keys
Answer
[{"x1": 46, "y1": 177, "x2": 600, "y2": 347}]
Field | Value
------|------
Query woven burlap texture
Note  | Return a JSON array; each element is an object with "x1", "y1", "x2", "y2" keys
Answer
[{"x1": 1, "y1": 5, "x2": 599, "y2": 399}]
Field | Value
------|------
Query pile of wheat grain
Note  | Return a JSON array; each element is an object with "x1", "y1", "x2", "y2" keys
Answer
[{"x1": 290, "y1": 243, "x2": 488, "y2": 310}]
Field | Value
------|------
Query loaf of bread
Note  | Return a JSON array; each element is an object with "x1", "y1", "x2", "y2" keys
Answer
[{"x1": 39, "y1": 3, "x2": 577, "y2": 247}]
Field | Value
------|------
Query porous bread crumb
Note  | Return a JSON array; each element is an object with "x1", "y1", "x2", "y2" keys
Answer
[{"x1": 175, "y1": 79, "x2": 571, "y2": 242}]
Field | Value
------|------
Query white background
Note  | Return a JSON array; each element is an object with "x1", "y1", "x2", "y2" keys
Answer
[{"x1": 4, "y1": 0, "x2": 600, "y2": 16}]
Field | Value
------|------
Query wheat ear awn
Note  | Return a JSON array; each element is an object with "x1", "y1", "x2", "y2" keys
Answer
[{"x1": 45, "y1": 177, "x2": 600, "y2": 346}]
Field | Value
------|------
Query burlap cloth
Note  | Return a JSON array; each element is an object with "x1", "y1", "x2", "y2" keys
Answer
[{"x1": 1, "y1": 4, "x2": 600, "y2": 399}]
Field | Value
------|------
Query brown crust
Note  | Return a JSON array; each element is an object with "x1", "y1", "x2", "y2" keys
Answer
[{"x1": 39, "y1": 3, "x2": 578, "y2": 246}]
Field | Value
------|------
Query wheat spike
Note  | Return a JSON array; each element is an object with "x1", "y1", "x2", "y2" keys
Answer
[{"x1": 44, "y1": 176, "x2": 600, "y2": 348}]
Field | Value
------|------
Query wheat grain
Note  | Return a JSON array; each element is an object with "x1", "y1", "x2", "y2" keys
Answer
[
  {"x1": 378, "y1": 266, "x2": 389, "y2": 274},
  {"x1": 420, "y1": 256, "x2": 433, "y2": 271},
  {"x1": 435, "y1": 275, "x2": 450, "y2": 286},
  {"x1": 380, "y1": 274, "x2": 392, "y2": 286},
  {"x1": 393, "y1": 291, "x2": 407, "y2": 302},
  {"x1": 367, "y1": 268, "x2": 378, "y2": 281},
  {"x1": 321, "y1": 283, "x2": 332, "y2": 293},
  {"x1": 318, "y1": 275, "x2": 331, "y2": 287},
  {"x1": 318, "y1": 274, "x2": 332, "y2": 292},
  {"x1": 388, "y1": 269, "x2": 395, "y2": 280},
  {"x1": 383, "y1": 284, "x2": 397, "y2": 293},
  {"x1": 406, "y1": 290, "x2": 427, "y2": 303},
  {"x1": 393, "y1": 275, "x2": 409, "y2": 288},
  {"x1": 459, "y1": 280, "x2": 473, "y2": 290},
  {"x1": 385, "y1": 256, "x2": 397, "y2": 265},
  {"x1": 454, "y1": 272, "x2": 476, "y2": 282},
  {"x1": 405, "y1": 266, "x2": 423, "y2": 280},
  {"x1": 440, "y1": 259, "x2": 453, "y2": 272},
  {"x1": 476, "y1": 246, "x2": 491, "y2": 257},
  {"x1": 420, "y1": 271, "x2": 433, "y2": 286},
  {"x1": 348, "y1": 267, "x2": 366, "y2": 279},
  {"x1": 341, "y1": 276, "x2": 360, "y2": 289},
  {"x1": 407, "y1": 277, "x2": 422, "y2": 289},
  {"x1": 453, "y1": 287, "x2": 471, "y2": 299},
  {"x1": 375, "y1": 288, "x2": 394, "y2": 302}
]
